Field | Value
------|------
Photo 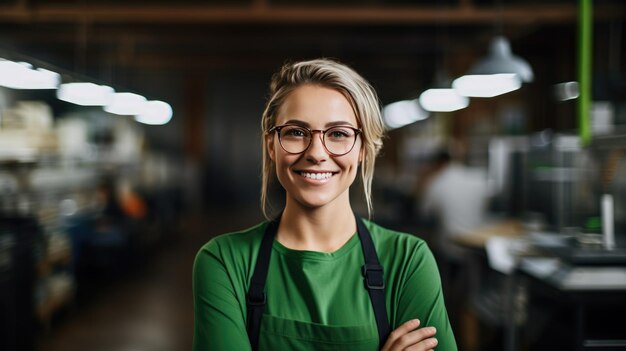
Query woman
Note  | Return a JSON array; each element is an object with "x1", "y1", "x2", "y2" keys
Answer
[{"x1": 193, "y1": 59, "x2": 457, "y2": 351}]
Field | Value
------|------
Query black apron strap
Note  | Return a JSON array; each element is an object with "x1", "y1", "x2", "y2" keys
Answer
[
  {"x1": 356, "y1": 215, "x2": 391, "y2": 348},
  {"x1": 246, "y1": 217, "x2": 279, "y2": 351}
]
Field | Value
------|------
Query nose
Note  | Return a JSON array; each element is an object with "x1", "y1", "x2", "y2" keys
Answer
[{"x1": 304, "y1": 131, "x2": 327, "y2": 163}]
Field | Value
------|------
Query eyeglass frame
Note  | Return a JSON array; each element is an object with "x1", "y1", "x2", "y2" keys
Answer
[{"x1": 267, "y1": 124, "x2": 363, "y2": 156}]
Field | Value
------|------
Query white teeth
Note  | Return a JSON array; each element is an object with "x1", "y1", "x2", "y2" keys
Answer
[{"x1": 301, "y1": 172, "x2": 333, "y2": 180}]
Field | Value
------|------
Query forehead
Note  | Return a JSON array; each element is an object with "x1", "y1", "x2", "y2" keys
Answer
[{"x1": 275, "y1": 84, "x2": 358, "y2": 126}]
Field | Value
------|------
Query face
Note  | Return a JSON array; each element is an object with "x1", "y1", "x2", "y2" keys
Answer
[{"x1": 267, "y1": 84, "x2": 363, "y2": 211}]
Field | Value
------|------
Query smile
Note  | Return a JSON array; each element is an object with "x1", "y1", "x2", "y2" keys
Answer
[{"x1": 296, "y1": 171, "x2": 336, "y2": 180}]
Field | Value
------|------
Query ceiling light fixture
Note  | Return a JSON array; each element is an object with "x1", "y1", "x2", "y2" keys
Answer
[
  {"x1": 57, "y1": 82, "x2": 115, "y2": 106},
  {"x1": 0, "y1": 59, "x2": 60, "y2": 90},
  {"x1": 104, "y1": 92, "x2": 147, "y2": 115},
  {"x1": 419, "y1": 89, "x2": 469, "y2": 112},
  {"x1": 468, "y1": 36, "x2": 534, "y2": 82},
  {"x1": 134, "y1": 101, "x2": 173, "y2": 125},
  {"x1": 554, "y1": 81, "x2": 580, "y2": 101},
  {"x1": 382, "y1": 99, "x2": 429, "y2": 130},
  {"x1": 453, "y1": 74, "x2": 521, "y2": 98},
  {"x1": 454, "y1": 36, "x2": 533, "y2": 97}
]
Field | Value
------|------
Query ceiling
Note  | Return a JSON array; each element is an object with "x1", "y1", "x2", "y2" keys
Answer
[
  {"x1": 0, "y1": 0, "x2": 624, "y2": 150},
  {"x1": 2, "y1": 1, "x2": 623, "y2": 81}
]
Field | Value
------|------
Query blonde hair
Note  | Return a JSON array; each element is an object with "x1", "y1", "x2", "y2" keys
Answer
[{"x1": 261, "y1": 58, "x2": 385, "y2": 219}]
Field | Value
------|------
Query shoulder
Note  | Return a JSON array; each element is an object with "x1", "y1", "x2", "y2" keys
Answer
[
  {"x1": 363, "y1": 219, "x2": 428, "y2": 251},
  {"x1": 362, "y1": 219, "x2": 437, "y2": 272},
  {"x1": 195, "y1": 221, "x2": 268, "y2": 266}
]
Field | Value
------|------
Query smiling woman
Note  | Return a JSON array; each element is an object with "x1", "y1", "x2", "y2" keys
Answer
[{"x1": 192, "y1": 59, "x2": 458, "y2": 351}]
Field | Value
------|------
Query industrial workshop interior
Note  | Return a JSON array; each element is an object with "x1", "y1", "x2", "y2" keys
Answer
[{"x1": 1, "y1": 0, "x2": 625, "y2": 350}]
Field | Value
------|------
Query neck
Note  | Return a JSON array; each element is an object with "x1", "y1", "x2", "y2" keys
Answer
[{"x1": 277, "y1": 198, "x2": 357, "y2": 252}]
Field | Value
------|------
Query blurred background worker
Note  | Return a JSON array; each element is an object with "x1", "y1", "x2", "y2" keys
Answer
[
  {"x1": 416, "y1": 143, "x2": 493, "y2": 336},
  {"x1": 419, "y1": 145, "x2": 493, "y2": 260}
]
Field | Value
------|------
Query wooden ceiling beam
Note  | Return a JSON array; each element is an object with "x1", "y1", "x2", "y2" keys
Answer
[{"x1": 0, "y1": 4, "x2": 623, "y2": 25}]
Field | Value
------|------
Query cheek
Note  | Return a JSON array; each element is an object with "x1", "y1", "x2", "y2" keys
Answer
[
  {"x1": 274, "y1": 152, "x2": 297, "y2": 175},
  {"x1": 274, "y1": 155, "x2": 299, "y2": 190},
  {"x1": 339, "y1": 154, "x2": 361, "y2": 175}
]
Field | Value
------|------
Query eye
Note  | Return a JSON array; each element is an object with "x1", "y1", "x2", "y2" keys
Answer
[
  {"x1": 281, "y1": 126, "x2": 309, "y2": 138},
  {"x1": 326, "y1": 127, "x2": 353, "y2": 140}
]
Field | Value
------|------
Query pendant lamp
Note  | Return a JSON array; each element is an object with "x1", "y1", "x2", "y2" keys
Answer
[
  {"x1": 454, "y1": 36, "x2": 533, "y2": 98},
  {"x1": 57, "y1": 82, "x2": 114, "y2": 106},
  {"x1": 469, "y1": 36, "x2": 534, "y2": 82},
  {"x1": 453, "y1": 74, "x2": 521, "y2": 98},
  {"x1": 419, "y1": 69, "x2": 470, "y2": 112},
  {"x1": 0, "y1": 59, "x2": 60, "y2": 90},
  {"x1": 135, "y1": 100, "x2": 173, "y2": 125},
  {"x1": 104, "y1": 92, "x2": 147, "y2": 116},
  {"x1": 419, "y1": 89, "x2": 469, "y2": 112},
  {"x1": 382, "y1": 99, "x2": 429, "y2": 130}
]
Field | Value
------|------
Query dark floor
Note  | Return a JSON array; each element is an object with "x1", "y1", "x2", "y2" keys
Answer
[{"x1": 36, "y1": 209, "x2": 263, "y2": 351}]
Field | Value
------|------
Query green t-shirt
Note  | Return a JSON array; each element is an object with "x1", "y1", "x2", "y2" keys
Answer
[{"x1": 193, "y1": 220, "x2": 457, "y2": 350}]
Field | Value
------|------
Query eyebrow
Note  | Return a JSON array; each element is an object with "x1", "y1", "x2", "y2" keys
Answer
[{"x1": 282, "y1": 119, "x2": 356, "y2": 128}]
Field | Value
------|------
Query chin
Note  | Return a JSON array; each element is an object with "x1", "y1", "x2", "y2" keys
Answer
[
  {"x1": 289, "y1": 189, "x2": 348, "y2": 210},
  {"x1": 294, "y1": 195, "x2": 332, "y2": 209}
]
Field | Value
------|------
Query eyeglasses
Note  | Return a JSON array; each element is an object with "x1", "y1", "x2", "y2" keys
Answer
[{"x1": 268, "y1": 124, "x2": 362, "y2": 156}]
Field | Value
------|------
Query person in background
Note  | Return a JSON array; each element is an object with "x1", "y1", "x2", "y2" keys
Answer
[
  {"x1": 419, "y1": 147, "x2": 492, "y2": 259},
  {"x1": 417, "y1": 145, "x2": 493, "y2": 335},
  {"x1": 193, "y1": 59, "x2": 457, "y2": 350}
]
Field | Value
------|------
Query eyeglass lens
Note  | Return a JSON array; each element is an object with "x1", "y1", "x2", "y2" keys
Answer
[{"x1": 278, "y1": 125, "x2": 357, "y2": 155}]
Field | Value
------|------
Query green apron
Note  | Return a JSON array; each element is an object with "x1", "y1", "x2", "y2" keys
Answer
[
  {"x1": 259, "y1": 314, "x2": 379, "y2": 350},
  {"x1": 247, "y1": 215, "x2": 388, "y2": 350}
]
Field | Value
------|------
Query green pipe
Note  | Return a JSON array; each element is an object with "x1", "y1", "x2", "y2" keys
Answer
[{"x1": 578, "y1": 0, "x2": 592, "y2": 145}]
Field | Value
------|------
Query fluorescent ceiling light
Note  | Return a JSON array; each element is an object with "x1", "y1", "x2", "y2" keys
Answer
[
  {"x1": 134, "y1": 101, "x2": 173, "y2": 125},
  {"x1": 57, "y1": 82, "x2": 115, "y2": 106},
  {"x1": 453, "y1": 74, "x2": 521, "y2": 98},
  {"x1": 0, "y1": 59, "x2": 60, "y2": 89},
  {"x1": 382, "y1": 99, "x2": 429, "y2": 130},
  {"x1": 468, "y1": 36, "x2": 534, "y2": 83},
  {"x1": 419, "y1": 89, "x2": 469, "y2": 112},
  {"x1": 104, "y1": 92, "x2": 147, "y2": 115},
  {"x1": 554, "y1": 81, "x2": 579, "y2": 101}
]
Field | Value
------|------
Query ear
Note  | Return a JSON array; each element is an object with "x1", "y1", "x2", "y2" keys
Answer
[
  {"x1": 358, "y1": 145, "x2": 364, "y2": 163},
  {"x1": 266, "y1": 133, "x2": 276, "y2": 162}
]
